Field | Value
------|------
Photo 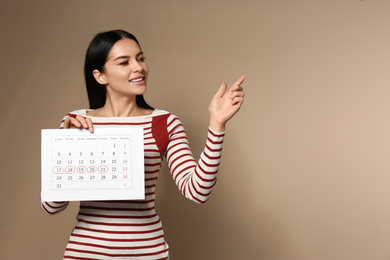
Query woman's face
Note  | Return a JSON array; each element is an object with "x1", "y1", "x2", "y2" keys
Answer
[{"x1": 95, "y1": 38, "x2": 149, "y2": 98}]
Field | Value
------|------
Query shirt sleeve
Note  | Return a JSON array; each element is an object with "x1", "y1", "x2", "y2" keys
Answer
[
  {"x1": 165, "y1": 114, "x2": 225, "y2": 204},
  {"x1": 41, "y1": 201, "x2": 70, "y2": 215}
]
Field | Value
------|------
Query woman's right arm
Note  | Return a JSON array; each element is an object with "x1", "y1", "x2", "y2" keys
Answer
[
  {"x1": 41, "y1": 201, "x2": 70, "y2": 215},
  {"x1": 41, "y1": 113, "x2": 94, "y2": 215}
]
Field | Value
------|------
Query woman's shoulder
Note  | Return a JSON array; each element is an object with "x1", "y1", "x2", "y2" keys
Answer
[
  {"x1": 59, "y1": 109, "x2": 89, "y2": 120},
  {"x1": 152, "y1": 109, "x2": 182, "y2": 120},
  {"x1": 65, "y1": 109, "x2": 89, "y2": 117},
  {"x1": 152, "y1": 109, "x2": 170, "y2": 116}
]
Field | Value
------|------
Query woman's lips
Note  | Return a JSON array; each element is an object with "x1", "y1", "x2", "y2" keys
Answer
[{"x1": 129, "y1": 77, "x2": 145, "y2": 85}]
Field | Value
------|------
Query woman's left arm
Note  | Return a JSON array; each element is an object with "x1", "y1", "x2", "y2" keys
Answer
[
  {"x1": 165, "y1": 117, "x2": 225, "y2": 204},
  {"x1": 165, "y1": 76, "x2": 245, "y2": 203}
]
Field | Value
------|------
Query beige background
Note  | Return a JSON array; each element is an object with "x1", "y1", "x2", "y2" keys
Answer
[{"x1": 1, "y1": 0, "x2": 390, "y2": 259}]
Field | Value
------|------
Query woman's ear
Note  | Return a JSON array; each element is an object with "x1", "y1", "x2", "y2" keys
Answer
[{"x1": 93, "y1": 69, "x2": 107, "y2": 85}]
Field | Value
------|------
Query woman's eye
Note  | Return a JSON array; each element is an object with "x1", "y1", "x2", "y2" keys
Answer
[
  {"x1": 119, "y1": 61, "x2": 129, "y2": 65},
  {"x1": 138, "y1": 57, "x2": 146, "y2": 62}
]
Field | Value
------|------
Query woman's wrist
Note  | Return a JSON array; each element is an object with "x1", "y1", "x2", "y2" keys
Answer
[{"x1": 209, "y1": 121, "x2": 226, "y2": 133}]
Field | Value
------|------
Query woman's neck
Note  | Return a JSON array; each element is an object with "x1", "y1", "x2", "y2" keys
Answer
[{"x1": 92, "y1": 95, "x2": 151, "y2": 117}]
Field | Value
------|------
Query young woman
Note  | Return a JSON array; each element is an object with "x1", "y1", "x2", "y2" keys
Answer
[{"x1": 41, "y1": 29, "x2": 245, "y2": 260}]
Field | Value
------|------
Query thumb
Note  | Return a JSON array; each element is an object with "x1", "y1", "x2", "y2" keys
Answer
[{"x1": 214, "y1": 82, "x2": 227, "y2": 98}]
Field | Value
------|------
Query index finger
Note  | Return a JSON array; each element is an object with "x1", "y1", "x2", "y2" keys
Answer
[
  {"x1": 76, "y1": 115, "x2": 94, "y2": 133},
  {"x1": 234, "y1": 75, "x2": 246, "y2": 87},
  {"x1": 75, "y1": 115, "x2": 89, "y2": 129},
  {"x1": 86, "y1": 117, "x2": 94, "y2": 133}
]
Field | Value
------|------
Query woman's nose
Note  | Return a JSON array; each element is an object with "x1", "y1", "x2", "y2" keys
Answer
[{"x1": 132, "y1": 60, "x2": 143, "y2": 72}]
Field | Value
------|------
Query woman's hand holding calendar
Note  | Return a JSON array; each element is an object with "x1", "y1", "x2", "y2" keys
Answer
[{"x1": 64, "y1": 115, "x2": 94, "y2": 133}]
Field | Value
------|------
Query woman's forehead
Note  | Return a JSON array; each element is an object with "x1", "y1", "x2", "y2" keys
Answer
[{"x1": 108, "y1": 38, "x2": 141, "y2": 59}]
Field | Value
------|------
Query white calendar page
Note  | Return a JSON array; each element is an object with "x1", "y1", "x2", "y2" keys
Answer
[{"x1": 41, "y1": 128, "x2": 145, "y2": 202}]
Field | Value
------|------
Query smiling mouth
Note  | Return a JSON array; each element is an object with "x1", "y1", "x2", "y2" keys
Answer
[{"x1": 130, "y1": 77, "x2": 144, "y2": 83}]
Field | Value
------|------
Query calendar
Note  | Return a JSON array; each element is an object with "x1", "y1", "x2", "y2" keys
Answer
[{"x1": 41, "y1": 128, "x2": 145, "y2": 202}]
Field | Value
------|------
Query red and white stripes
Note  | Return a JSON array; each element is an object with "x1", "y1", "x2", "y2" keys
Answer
[{"x1": 41, "y1": 109, "x2": 224, "y2": 259}]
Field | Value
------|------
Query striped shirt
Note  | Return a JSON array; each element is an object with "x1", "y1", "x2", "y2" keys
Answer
[{"x1": 41, "y1": 109, "x2": 224, "y2": 259}]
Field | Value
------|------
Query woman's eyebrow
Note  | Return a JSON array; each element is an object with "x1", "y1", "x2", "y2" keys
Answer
[
  {"x1": 114, "y1": 55, "x2": 130, "y2": 61},
  {"x1": 136, "y1": 51, "x2": 144, "y2": 58},
  {"x1": 114, "y1": 52, "x2": 144, "y2": 61}
]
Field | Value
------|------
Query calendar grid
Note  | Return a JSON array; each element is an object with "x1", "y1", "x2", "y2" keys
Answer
[
  {"x1": 41, "y1": 128, "x2": 145, "y2": 201},
  {"x1": 51, "y1": 135, "x2": 133, "y2": 190}
]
